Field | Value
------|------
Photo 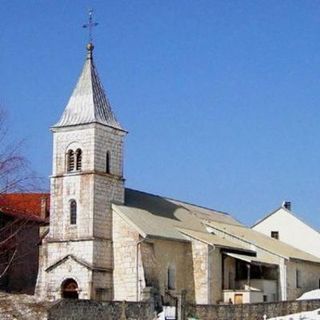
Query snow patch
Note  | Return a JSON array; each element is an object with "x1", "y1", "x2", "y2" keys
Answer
[
  {"x1": 297, "y1": 290, "x2": 320, "y2": 301},
  {"x1": 267, "y1": 308, "x2": 320, "y2": 320}
]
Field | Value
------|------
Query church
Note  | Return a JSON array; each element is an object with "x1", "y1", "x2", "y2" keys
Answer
[{"x1": 35, "y1": 41, "x2": 320, "y2": 305}]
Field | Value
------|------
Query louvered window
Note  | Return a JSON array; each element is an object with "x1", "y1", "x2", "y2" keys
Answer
[
  {"x1": 76, "y1": 149, "x2": 82, "y2": 171},
  {"x1": 106, "y1": 151, "x2": 110, "y2": 174},
  {"x1": 67, "y1": 150, "x2": 75, "y2": 172},
  {"x1": 70, "y1": 200, "x2": 77, "y2": 225}
]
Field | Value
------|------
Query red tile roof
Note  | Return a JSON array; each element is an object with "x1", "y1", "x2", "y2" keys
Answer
[{"x1": 0, "y1": 193, "x2": 50, "y2": 223}]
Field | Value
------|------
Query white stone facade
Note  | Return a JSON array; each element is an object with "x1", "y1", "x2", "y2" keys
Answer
[{"x1": 36, "y1": 121, "x2": 125, "y2": 300}]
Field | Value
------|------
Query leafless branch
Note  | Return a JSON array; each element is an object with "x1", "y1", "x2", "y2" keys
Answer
[
  {"x1": 0, "y1": 248, "x2": 17, "y2": 279},
  {"x1": 0, "y1": 109, "x2": 47, "y2": 282}
]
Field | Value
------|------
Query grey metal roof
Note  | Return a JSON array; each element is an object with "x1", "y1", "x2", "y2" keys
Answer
[
  {"x1": 112, "y1": 188, "x2": 242, "y2": 241},
  {"x1": 54, "y1": 44, "x2": 123, "y2": 130},
  {"x1": 177, "y1": 228, "x2": 250, "y2": 252},
  {"x1": 113, "y1": 188, "x2": 320, "y2": 264}
]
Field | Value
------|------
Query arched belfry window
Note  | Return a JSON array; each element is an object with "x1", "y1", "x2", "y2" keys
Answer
[
  {"x1": 67, "y1": 150, "x2": 75, "y2": 172},
  {"x1": 106, "y1": 151, "x2": 110, "y2": 174},
  {"x1": 76, "y1": 149, "x2": 82, "y2": 171},
  {"x1": 70, "y1": 200, "x2": 77, "y2": 225}
]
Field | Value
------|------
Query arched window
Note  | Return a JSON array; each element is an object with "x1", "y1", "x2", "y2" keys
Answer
[
  {"x1": 70, "y1": 200, "x2": 77, "y2": 225},
  {"x1": 67, "y1": 150, "x2": 75, "y2": 172},
  {"x1": 106, "y1": 151, "x2": 110, "y2": 174},
  {"x1": 76, "y1": 149, "x2": 82, "y2": 171},
  {"x1": 167, "y1": 265, "x2": 176, "y2": 290}
]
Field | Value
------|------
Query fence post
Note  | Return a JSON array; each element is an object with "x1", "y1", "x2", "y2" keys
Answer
[{"x1": 120, "y1": 300, "x2": 127, "y2": 320}]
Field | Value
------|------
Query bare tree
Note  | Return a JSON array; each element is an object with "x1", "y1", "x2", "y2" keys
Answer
[
  {"x1": 0, "y1": 109, "x2": 39, "y2": 193},
  {"x1": 0, "y1": 109, "x2": 46, "y2": 289}
]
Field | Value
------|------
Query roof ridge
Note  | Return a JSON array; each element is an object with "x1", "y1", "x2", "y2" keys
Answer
[
  {"x1": 251, "y1": 206, "x2": 283, "y2": 228},
  {"x1": 252, "y1": 206, "x2": 320, "y2": 234}
]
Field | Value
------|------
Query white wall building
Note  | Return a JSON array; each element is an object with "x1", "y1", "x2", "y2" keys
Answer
[{"x1": 252, "y1": 202, "x2": 320, "y2": 259}]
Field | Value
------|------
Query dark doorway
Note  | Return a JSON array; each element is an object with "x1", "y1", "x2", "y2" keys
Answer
[{"x1": 61, "y1": 278, "x2": 79, "y2": 299}]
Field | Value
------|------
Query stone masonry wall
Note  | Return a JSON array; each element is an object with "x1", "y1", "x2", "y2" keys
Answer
[
  {"x1": 113, "y1": 211, "x2": 196, "y2": 304},
  {"x1": 48, "y1": 299, "x2": 155, "y2": 320},
  {"x1": 286, "y1": 260, "x2": 320, "y2": 300},
  {"x1": 209, "y1": 248, "x2": 223, "y2": 304},
  {"x1": 185, "y1": 299, "x2": 320, "y2": 320},
  {"x1": 113, "y1": 211, "x2": 140, "y2": 301},
  {"x1": 47, "y1": 298, "x2": 320, "y2": 320},
  {"x1": 94, "y1": 125, "x2": 125, "y2": 178},
  {"x1": 141, "y1": 238, "x2": 195, "y2": 303},
  {"x1": 41, "y1": 123, "x2": 126, "y2": 301},
  {"x1": 192, "y1": 240, "x2": 209, "y2": 304}
]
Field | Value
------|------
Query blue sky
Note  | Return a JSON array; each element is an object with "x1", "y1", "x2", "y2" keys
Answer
[{"x1": 1, "y1": 0, "x2": 320, "y2": 228}]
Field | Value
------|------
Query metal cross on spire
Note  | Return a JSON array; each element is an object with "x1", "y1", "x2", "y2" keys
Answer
[{"x1": 83, "y1": 9, "x2": 99, "y2": 44}]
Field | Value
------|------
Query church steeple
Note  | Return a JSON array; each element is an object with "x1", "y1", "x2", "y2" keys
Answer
[
  {"x1": 54, "y1": 43, "x2": 123, "y2": 131},
  {"x1": 36, "y1": 11, "x2": 127, "y2": 301}
]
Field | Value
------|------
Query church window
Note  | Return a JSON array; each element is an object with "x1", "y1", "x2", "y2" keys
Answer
[
  {"x1": 76, "y1": 149, "x2": 82, "y2": 171},
  {"x1": 106, "y1": 151, "x2": 110, "y2": 174},
  {"x1": 70, "y1": 200, "x2": 77, "y2": 224},
  {"x1": 67, "y1": 150, "x2": 75, "y2": 172},
  {"x1": 296, "y1": 269, "x2": 301, "y2": 288},
  {"x1": 167, "y1": 265, "x2": 176, "y2": 290}
]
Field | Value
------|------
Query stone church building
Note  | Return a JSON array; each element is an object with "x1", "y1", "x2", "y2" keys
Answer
[{"x1": 35, "y1": 43, "x2": 320, "y2": 305}]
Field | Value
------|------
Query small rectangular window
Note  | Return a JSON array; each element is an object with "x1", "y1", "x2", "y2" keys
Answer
[{"x1": 271, "y1": 231, "x2": 279, "y2": 240}]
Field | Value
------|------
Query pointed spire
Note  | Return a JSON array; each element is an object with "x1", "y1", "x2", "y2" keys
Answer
[
  {"x1": 86, "y1": 42, "x2": 94, "y2": 60},
  {"x1": 54, "y1": 44, "x2": 124, "y2": 131}
]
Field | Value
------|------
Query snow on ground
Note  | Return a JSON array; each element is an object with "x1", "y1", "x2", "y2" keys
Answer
[
  {"x1": 297, "y1": 290, "x2": 320, "y2": 301},
  {"x1": 267, "y1": 308, "x2": 320, "y2": 320}
]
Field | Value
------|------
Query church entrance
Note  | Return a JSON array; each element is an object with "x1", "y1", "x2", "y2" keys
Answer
[{"x1": 61, "y1": 278, "x2": 79, "y2": 299}]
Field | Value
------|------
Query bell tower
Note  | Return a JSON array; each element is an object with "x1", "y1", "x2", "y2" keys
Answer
[{"x1": 36, "y1": 42, "x2": 126, "y2": 300}]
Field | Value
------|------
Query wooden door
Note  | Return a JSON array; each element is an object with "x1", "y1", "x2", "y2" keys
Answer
[{"x1": 234, "y1": 294, "x2": 243, "y2": 304}]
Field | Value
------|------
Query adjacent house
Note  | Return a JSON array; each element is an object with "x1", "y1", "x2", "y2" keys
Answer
[
  {"x1": 252, "y1": 202, "x2": 320, "y2": 259},
  {"x1": 0, "y1": 193, "x2": 49, "y2": 294}
]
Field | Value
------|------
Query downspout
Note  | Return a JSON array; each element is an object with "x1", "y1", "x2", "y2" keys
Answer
[
  {"x1": 246, "y1": 264, "x2": 251, "y2": 288},
  {"x1": 136, "y1": 237, "x2": 148, "y2": 301}
]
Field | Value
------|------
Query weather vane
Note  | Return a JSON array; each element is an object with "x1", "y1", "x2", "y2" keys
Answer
[{"x1": 83, "y1": 9, "x2": 99, "y2": 43}]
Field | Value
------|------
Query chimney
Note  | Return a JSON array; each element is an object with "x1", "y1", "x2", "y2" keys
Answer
[
  {"x1": 282, "y1": 201, "x2": 291, "y2": 211},
  {"x1": 41, "y1": 196, "x2": 48, "y2": 219}
]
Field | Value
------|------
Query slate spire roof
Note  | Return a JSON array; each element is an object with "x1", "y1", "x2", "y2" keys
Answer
[{"x1": 54, "y1": 43, "x2": 123, "y2": 130}]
